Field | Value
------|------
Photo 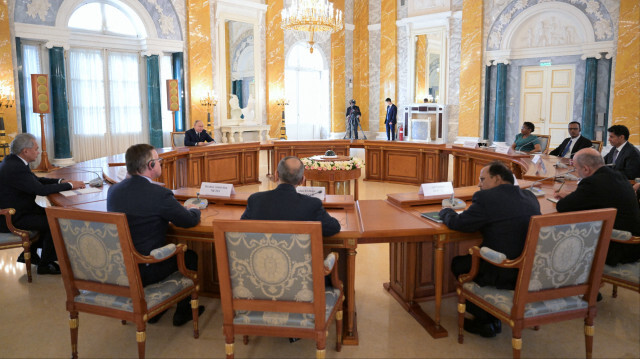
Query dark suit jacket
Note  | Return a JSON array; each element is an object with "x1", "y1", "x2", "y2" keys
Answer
[
  {"x1": 556, "y1": 166, "x2": 640, "y2": 265},
  {"x1": 439, "y1": 184, "x2": 541, "y2": 289},
  {"x1": 549, "y1": 135, "x2": 592, "y2": 158},
  {"x1": 603, "y1": 142, "x2": 640, "y2": 180},
  {"x1": 385, "y1": 104, "x2": 397, "y2": 125},
  {"x1": 345, "y1": 105, "x2": 361, "y2": 119},
  {"x1": 107, "y1": 175, "x2": 201, "y2": 256},
  {"x1": 0, "y1": 154, "x2": 71, "y2": 231},
  {"x1": 241, "y1": 183, "x2": 341, "y2": 237},
  {"x1": 184, "y1": 128, "x2": 215, "y2": 146}
]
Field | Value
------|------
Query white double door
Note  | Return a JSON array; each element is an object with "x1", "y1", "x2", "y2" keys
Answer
[{"x1": 520, "y1": 64, "x2": 575, "y2": 149}]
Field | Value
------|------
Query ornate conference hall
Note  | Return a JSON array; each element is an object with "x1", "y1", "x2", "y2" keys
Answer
[{"x1": 0, "y1": 0, "x2": 638, "y2": 358}]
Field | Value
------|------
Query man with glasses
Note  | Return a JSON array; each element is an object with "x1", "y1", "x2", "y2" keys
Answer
[
  {"x1": 107, "y1": 144, "x2": 204, "y2": 326},
  {"x1": 549, "y1": 121, "x2": 593, "y2": 158},
  {"x1": 0, "y1": 133, "x2": 85, "y2": 275}
]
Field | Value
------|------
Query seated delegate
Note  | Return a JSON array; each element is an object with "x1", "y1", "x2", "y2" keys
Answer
[
  {"x1": 184, "y1": 120, "x2": 215, "y2": 146},
  {"x1": 511, "y1": 121, "x2": 541, "y2": 154}
]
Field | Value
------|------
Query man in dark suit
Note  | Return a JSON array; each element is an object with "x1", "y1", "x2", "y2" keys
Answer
[
  {"x1": 107, "y1": 144, "x2": 204, "y2": 326},
  {"x1": 555, "y1": 148, "x2": 640, "y2": 265},
  {"x1": 385, "y1": 98, "x2": 397, "y2": 141},
  {"x1": 439, "y1": 161, "x2": 541, "y2": 338},
  {"x1": 0, "y1": 133, "x2": 85, "y2": 275},
  {"x1": 345, "y1": 99, "x2": 362, "y2": 140},
  {"x1": 241, "y1": 156, "x2": 340, "y2": 237},
  {"x1": 184, "y1": 120, "x2": 215, "y2": 146},
  {"x1": 548, "y1": 121, "x2": 592, "y2": 158},
  {"x1": 603, "y1": 125, "x2": 640, "y2": 180}
]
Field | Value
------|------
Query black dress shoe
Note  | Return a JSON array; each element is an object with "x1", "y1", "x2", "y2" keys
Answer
[
  {"x1": 464, "y1": 318, "x2": 496, "y2": 338},
  {"x1": 597, "y1": 292, "x2": 603, "y2": 302},
  {"x1": 492, "y1": 318, "x2": 502, "y2": 334},
  {"x1": 37, "y1": 262, "x2": 61, "y2": 275},
  {"x1": 173, "y1": 305, "x2": 205, "y2": 327},
  {"x1": 17, "y1": 251, "x2": 40, "y2": 266},
  {"x1": 288, "y1": 338, "x2": 301, "y2": 343},
  {"x1": 148, "y1": 309, "x2": 168, "y2": 324}
]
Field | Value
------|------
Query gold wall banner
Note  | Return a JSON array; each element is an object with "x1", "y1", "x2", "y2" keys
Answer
[
  {"x1": 414, "y1": 35, "x2": 427, "y2": 103},
  {"x1": 331, "y1": 0, "x2": 346, "y2": 133},
  {"x1": 458, "y1": 0, "x2": 483, "y2": 137},
  {"x1": 379, "y1": 0, "x2": 396, "y2": 132},
  {"x1": 611, "y1": 0, "x2": 639, "y2": 144},
  {"x1": 353, "y1": 0, "x2": 368, "y2": 131},
  {"x1": 186, "y1": 0, "x2": 213, "y2": 130},
  {"x1": 266, "y1": 0, "x2": 285, "y2": 138},
  {"x1": 0, "y1": 1, "x2": 18, "y2": 135}
]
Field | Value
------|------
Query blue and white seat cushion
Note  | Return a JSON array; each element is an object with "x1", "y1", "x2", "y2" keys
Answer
[
  {"x1": 0, "y1": 230, "x2": 38, "y2": 245},
  {"x1": 603, "y1": 262, "x2": 640, "y2": 285}
]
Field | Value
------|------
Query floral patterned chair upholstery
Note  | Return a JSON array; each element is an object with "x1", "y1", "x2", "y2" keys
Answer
[
  {"x1": 0, "y1": 208, "x2": 39, "y2": 282},
  {"x1": 212, "y1": 219, "x2": 344, "y2": 359},
  {"x1": 601, "y1": 230, "x2": 640, "y2": 297},
  {"x1": 456, "y1": 208, "x2": 616, "y2": 359},
  {"x1": 45, "y1": 207, "x2": 200, "y2": 359}
]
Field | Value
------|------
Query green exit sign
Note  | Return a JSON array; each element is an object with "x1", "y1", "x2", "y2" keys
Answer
[{"x1": 540, "y1": 61, "x2": 552, "y2": 66}]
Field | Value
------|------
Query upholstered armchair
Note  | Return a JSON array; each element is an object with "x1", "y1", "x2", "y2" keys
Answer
[
  {"x1": 171, "y1": 131, "x2": 185, "y2": 148},
  {"x1": 212, "y1": 219, "x2": 344, "y2": 359},
  {"x1": 601, "y1": 230, "x2": 640, "y2": 297},
  {"x1": 45, "y1": 207, "x2": 200, "y2": 359},
  {"x1": 456, "y1": 208, "x2": 616, "y2": 359},
  {"x1": 0, "y1": 208, "x2": 39, "y2": 282},
  {"x1": 537, "y1": 134, "x2": 550, "y2": 154}
]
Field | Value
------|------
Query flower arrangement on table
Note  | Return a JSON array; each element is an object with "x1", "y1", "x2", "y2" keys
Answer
[{"x1": 301, "y1": 156, "x2": 365, "y2": 171}]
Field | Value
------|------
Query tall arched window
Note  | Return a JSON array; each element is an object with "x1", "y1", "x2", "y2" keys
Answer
[{"x1": 285, "y1": 42, "x2": 330, "y2": 140}]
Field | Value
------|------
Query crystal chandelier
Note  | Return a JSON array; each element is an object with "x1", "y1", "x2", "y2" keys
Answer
[{"x1": 281, "y1": 0, "x2": 343, "y2": 53}]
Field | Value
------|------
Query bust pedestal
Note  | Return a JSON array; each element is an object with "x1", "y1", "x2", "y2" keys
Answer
[{"x1": 220, "y1": 124, "x2": 271, "y2": 143}]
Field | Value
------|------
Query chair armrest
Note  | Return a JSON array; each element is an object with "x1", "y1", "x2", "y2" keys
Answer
[
  {"x1": 458, "y1": 246, "x2": 525, "y2": 284},
  {"x1": 133, "y1": 243, "x2": 185, "y2": 264},
  {"x1": 480, "y1": 247, "x2": 507, "y2": 264},
  {"x1": 323, "y1": 252, "x2": 337, "y2": 275},
  {"x1": 149, "y1": 243, "x2": 177, "y2": 260},
  {"x1": 611, "y1": 229, "x2": 632, "y2": 242},
  {"x1": 0, "y1": 208, "x2": 30, "y2": 239}
]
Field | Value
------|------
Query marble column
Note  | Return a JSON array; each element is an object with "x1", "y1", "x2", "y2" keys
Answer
[
  {"x1": 353, "y1": 0, "x2": 368, "y2": 130},
  {"x1": 146, "y1": 55, "x2": 163, "y2": 148},
  {"x1": 379, "y1": 0, "x2": 396, "y2": 133},
  {"x1": 16, "y1": 38, "x2": 27, "y2": 132},
  {"x1": 266, "y1": 0, "x2": 285, "y2": 138},
  {"x1": 0, "y1": 0, "x2": 18, "y2": 136},
  {"x1": 330, "y1": 0, "x2": 346, "y2": 133},
  {"x1": 49, "y1": 47, "x2": 73, "y2": 163},
  {"x1": 582, "y1": 57, "x2": 597, "y2": 141},
  {"x1": 483, "y1": 64, "x2": 491, "y2": 139},
  {"x1": 611, "y1": 0, "x2": 639, "y2": 143},
  {"x1": 458, "y1": 0, "x2": 483, "y2": 138},
  {"x1": 172, "y1": 53, "x2": 186, "y2": 132},
  {"x1": 494, "y1": 63, "x2": 506, "y2": 142},
  {"x1": 186, "y1": 0, "x2": 213, "y2": 130}
]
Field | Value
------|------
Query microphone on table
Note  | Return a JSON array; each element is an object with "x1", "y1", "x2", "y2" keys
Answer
[
  {"x1": 442, "y1": 192, "x2": 466, "y2": 210},
  {"x1": 527, "y1": 168, "x2": 577, "y2": 197},
  {"x1": 60, "y1": 168, "x2": 104, "y2": 187},
  {"x1": 185, "y1": 192, "x2": 208, "y2": 209}
]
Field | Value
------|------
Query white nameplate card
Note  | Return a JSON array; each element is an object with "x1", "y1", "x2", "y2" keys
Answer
[
  {"x1": 419, "y1": 182, "x2": 454, "y2": 196},
  {"x1": 199, "y1": 182, "x2": 236, "y2": 197},
  {"x1": 495, "y1": 145, "x2": 511, "y2": 154},
  {"x1": 296, "y1": 186, "x2": 326, "y2": 200},
  {"x1": 531, "y1": 154, "x2": 541, "y2": 164},
  {"x1": 463, "y1": 141, "x2": 478, "y2": 149}
]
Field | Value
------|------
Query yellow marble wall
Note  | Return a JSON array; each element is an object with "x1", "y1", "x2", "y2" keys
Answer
[
  {"x1": 414, "y1": 35, "x2": 427, "y2": 103},
  {"x1": 379, "y1": 0, "x2": 397, "y2": 132},
  {"x1": 0, "y1": 0, "x2": 18, "y2": 137},
  {"x1": 186, "y1": 0, "x2": 213, "y2": 130},
  {"x1": 458, "y1": 0, "x2": 483, "y2": 137},
  {"x1": 611, "y1": 0, "x2": 639, "y2": 144},
  {"x1": 266, "y1": 0, "x2": 285, "y2": 138},
  {"x1": 353, "y1": 0, "x2": 368, "y2": 130},
  {"x1": 331, "y1": 0, "x2": 346, "y2": 133}
]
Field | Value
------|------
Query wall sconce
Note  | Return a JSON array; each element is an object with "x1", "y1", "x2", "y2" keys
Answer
[
  {"x1": 200, "y1": 90, "x2": 217, "y2": 132},
  {"x1": 276, "y1": 97, "x2": 289, "y2": 140},
  {"x1": 0, "y1": 86, "x2": 15, "y2": 158}
]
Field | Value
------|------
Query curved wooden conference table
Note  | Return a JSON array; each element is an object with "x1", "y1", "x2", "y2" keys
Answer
[{"x1": 45, "y1": 139, "x2": 570, "y2": 345}]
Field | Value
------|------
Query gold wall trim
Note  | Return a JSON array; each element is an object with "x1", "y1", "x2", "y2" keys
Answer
[
  {"x1": 458, "y1": 0, "x2": 483, "y2": 137},
  {"x1": 379, "y1": 0, "x2": 397, "y2": 132},
  {"x1": 266, "y1": 0, "x2": 285, "y2": 138},
  {"x1": 353, "y1": 0, "x2": 369, "y2": 131},
  {"x1": 0, "y1": 1, "x2": 17, "y2": 135},
  {"x1": 186, "y1": 0, "x2": 214, "y2": 130},
  {"x1": 331, "y1": 0, "x2": 346, "y2": 133},
  {"x1": 611, "y1": 0, "x2": 639, "y2": 143}
]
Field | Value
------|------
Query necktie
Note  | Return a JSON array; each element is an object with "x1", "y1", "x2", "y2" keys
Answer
[
  {"x1": 560, "y1": 139, "x2": 572, "y2": 157},
  {"x1": 612, "y1": 148, "x2": 619, "y2": 163}
]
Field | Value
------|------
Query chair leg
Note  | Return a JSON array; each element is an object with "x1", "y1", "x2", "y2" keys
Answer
[
  {"x1": 23, "y1": 248, "x2": 32, "y2": 283},
  {"x1": 136, "y1": 328, "x2": 146, "y2": 359},
  {"x1": 585, "y1": 322, "x2": 594, "y2": 359},
  {"x1": 122, "y1": 320, "x2": 127, "y2": 325},
  {"x1": 335, "y1": 310, "x2": 343, "y2": 352},
  {"x1": 242, "y1": 335, "x2": 249, "y2": 345},
  {"x1": 225, "y1": 340, "x2": 235, "y2": 359},
  {"x1": 612, "y1": 284, "x2": 618, "y2": 298},
  {"x1": 457, "y1": 301, "x2": 465, "y2": 344},
  {"x1": 512, "y1": 327, "x2": 522, "y2": 359},
  {"x1": 69, "y1": 313, "x2": 79, "y2": 359},
  {"x1": 191, "y1": 297, "x2": 200, "y2": 339}
]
